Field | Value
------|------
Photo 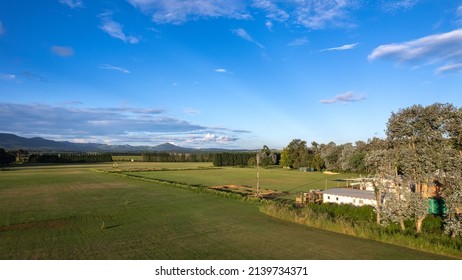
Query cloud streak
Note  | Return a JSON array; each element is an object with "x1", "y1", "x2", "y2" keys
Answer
[
  {"x1": 232, "y1": 28, "x2": 265, "y2": 49},
  {"x1": 127, "y1": 0, "x2": 250, "y2": 24},
  {"x1": 320, "y1": 91, "x2": 366, "y2": 104},
  {"x1": 100, "y1": 64, "x2": 131, "y2": 74},
  {"x1": 0, "y1": 102, "x2": 248, "y2": 147},
  {"x1": 0, "y1": 73, "x2": 16, "y2": 81},
  {"x1": 381, "y1": 0, "x2": 419, "y2": 12},
  {"x1": 321, "y1": 43, "x2": 358, "y2": 51},
  {"x1": 435, "y1": 63, "x2": 462, "y2": 75},
  {"x1": 288, "y1": 37, "x2": 309, "y2": 47},
  {"x1": 368, "y1": 28, "x2": 462, "y2": 75},
  {"x1": 99, "y1": 12, "x2": 140, "y2": 44},
  {"x1": 59, "y1": 0, "x2": 83, "y2": 8},
  {"x1": 127, "y1": 0, "x2": 359, "y2": 30},
  {"x1": 51, "y1": 46, "x2": 74, "y2": 57}
]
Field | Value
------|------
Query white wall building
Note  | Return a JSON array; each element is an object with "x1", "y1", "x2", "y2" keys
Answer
[{"x1": 322, "y1": 188, "x2": 376, "y2": 207}]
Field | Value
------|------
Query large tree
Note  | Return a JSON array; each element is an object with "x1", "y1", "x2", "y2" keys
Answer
[
  {"x1": 282, "y1": 139, "x2": 309, "y2": 169},
  {"x1": 385, "y1": 103, "x2": 462, "y2": 233}
]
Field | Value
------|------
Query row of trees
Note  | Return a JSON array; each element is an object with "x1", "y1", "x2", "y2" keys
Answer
[
  {"x1": 212, "y1": 152, "x2": 256, "y2": 167},
  {"x1": 28, "y1": 153, "x2": 113, "y2": 163},
  {"x1": 142, "y1": 152, "x2": 213, "y2": 162},
  {"x1": 279, "y1": 139, "x2": 368, "y2": 172}
]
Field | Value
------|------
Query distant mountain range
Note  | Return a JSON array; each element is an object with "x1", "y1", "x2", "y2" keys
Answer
[{"x1": 0, "y1": 133, "x2": 239, "y2": 153}]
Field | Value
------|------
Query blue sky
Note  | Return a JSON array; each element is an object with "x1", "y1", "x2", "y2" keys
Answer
[{"x1": 1, "y1": 0, "x2": 461, "y2": 149}]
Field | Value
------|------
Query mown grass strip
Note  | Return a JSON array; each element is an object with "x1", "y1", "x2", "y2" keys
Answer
[{"x1": 90, "y1": 169, "x2": 274, "y2": 205}]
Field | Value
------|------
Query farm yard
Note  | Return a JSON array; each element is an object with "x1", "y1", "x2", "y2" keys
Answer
[{"x1": 0, "y1": 162, "x2": 454, "y2": 259}]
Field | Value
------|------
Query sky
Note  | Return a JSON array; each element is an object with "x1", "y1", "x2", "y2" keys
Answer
[{"x1": 0, "y1": 0, "x2": 461, "y2": 149}]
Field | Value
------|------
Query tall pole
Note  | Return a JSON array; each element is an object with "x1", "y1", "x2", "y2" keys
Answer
[{"x1": 256, "y1": 154, "x2": 260, "y2": 197}]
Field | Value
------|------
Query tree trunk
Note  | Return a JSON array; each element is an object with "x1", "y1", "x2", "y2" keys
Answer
[
  {"x1": 416, "y1": 215, "x2": 426, "y2": 234},
  {"x1": 400, "y1": 218, "x2": 406, "y2": 231}
]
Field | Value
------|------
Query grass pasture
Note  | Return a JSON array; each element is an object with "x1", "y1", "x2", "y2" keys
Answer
[
  {"x1": 0, "y1": 162, "x2": 451, "y2": 259},
  {"x1": 124, "y1": 165, "x2": 358, "y2": 199}
]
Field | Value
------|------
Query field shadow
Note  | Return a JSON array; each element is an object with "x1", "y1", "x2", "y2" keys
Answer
[{"x1": 104, "y1": 224, "x2": 121, "y2": 230}]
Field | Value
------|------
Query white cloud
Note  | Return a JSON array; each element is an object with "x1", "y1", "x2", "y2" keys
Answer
[
  {"x1": 252, "y1": 0, "x2": 289, "y2": 22},
  {"x1": 0, "y1": 73, "x2": 16, "y2": 81},
  {"x1": 265, "y1": 20, "x2": 273, "y2": 31},
  {"x1": 127, "y1": 0, "x2": 250, "y2": 24},
  {"x1": 287, "y1": 37, "x2": 309, "y2": 47},
  {"x1": 214, "y1": 68, "x2": 234, "y2": 74},
  {"x1": 368, "y1": 28, "x2": 462, "y2": 75},
  {"x1": 203, "y1": 133, "x2": 237, "y2": 143},
  {"x1": 99, "y1": 12, "x2": 140, "y2": 44},
  {"x1": 435, "y1": 63, "x2": 462, "y2": 75},
  {"x1": 320, "y1": 42, "x2": 358, "y2": 51},
  {"x1": 0, "y1": 102, "x2": 247, "y2": 147},
  {"x1": 381, "y1": 0, "x2": 419, "y2": 12},
  {"x1": 59, "y1": 0, "x2": 83, "y2": 8},
  {"x1": 51, "y1": 46, "x2": 74, "y2": 57},
  {"x1": 320, "y1": 91, "x2": 366, "y2": 104},
  {"x1": 232, "y1": 28, "x2": 265, "y2": 49},
  {"x1": 100, "y1": 64, "x2": 131, "y2": 74},
  {"x1": 456, "y1": 5, "x2": 462, "y2": 25},
  {"x1": 292, "y1": 0, "x2": 359, "y2": 30},
  {"x1": 126, "y1": 0, "x2": 358, "y2": 30}
]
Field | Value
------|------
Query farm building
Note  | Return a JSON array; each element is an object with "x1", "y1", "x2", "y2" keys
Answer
[{"x1": 322, "y1": 188, "x2": 376, "y2": 207}]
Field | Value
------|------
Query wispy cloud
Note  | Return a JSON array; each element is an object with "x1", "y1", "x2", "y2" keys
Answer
[
  {"x1": 127, "y1": 0, "x2": 250, "y2": 24},
  {"x1": 435, "y1": 63, "x2": 462, "y2": 75},
  {"x1": 456, "y1": 5, "x2": 462, "y2": 25},
  {"x1": 0, "y1": 73, "x2": 16, "y2": 81},
  {"x1": 51, "y1": 46, "x2": 74, "y2": 57},
  {"x1": 127, "y1": 0, "x2": 358, "y2": 30},
  {"x1": 22, "y1": 71, "x2": 52, "y2": 83},
  {"x1": 0, "y1": 102, "x2": 249, "y2": 147},
  {"x1": 100, "y1": 64, "x2": 130, "y2": 74},
  {"x1": 368, "y1": 28, "x2": 462, "y2": 75},
  {"x1": 321, "y1": 42, "x2": 358, "y2": 51},
  {"x1": 99, "y1": 12, "x2": 140, "y2": 44},
  {"x1": 265, "y1": 20, "x2": 273, "y2": 31},
  {"x1": 320, "y1": 91, "x2": 366, "y2": 104},
  {"x1": 381, "y1": 0, "x2": 419, "y2": 12},
  {"x1": 0, "y1": 21, "x2": 5, "y2": 35},
  {"x1": 184, "y1": 107, "x2": 201, "y2": 115},
  {"x1": 287, "y1": 37, "x2": 309, "y2": 47},
  {"x1": 59, "y1": 0, "x2": 83, "y2": 8},
  {"x1": 214, "y1": 68, "x2": 234, "y2": 74},
  {"x1": 292, "y1": 0, "x2": 359, "y2": 29},
  {"x1": 232, "y1": 28, "x2": 265, "y2": 49},
  {"x1": 252, "y1": 0, "x2": 289, "y2": 22}
]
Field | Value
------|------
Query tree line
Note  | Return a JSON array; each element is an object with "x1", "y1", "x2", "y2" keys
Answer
[
  {"x1": 28, "y1": 153, "x2": 113, "y2": 163},
  {"x1": 142, "y1": 152, "x2": 214, "y2": 162}
]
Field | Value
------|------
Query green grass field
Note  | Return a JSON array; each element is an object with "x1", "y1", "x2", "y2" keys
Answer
[
  {"x1": 0, "y1": 163, "x2": 450, "y2": 259},
  {"x1": 123, "y1": 164, "x2": 359, "y2": 199}
]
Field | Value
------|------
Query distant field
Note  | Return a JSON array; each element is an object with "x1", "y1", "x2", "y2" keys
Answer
[
  {"x1": 125, "y1": 166, "x2": 359, "y2": 196},
  {"x1": 111, "y1": 155, "x2": 143, "y2": 161},
  {"x1": 0, "y1": 162, "x2": 449, "y2": 259}
]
